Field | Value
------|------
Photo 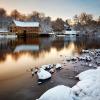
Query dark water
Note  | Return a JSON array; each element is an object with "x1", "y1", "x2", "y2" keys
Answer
[{"x1": 0, "y1": 36, "x2": 100, "y2": 100}]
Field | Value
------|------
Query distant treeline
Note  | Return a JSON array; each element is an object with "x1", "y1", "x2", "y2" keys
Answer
[{"x1": 0, "y1": 8, "x2": 100, "y2": 32}]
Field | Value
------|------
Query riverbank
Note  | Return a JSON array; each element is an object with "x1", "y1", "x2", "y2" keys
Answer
[{"x1": 37, "y1": 49, "x2": 100, "y2": 100}]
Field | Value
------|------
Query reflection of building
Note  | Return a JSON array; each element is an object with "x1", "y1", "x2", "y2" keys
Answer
[
  {"x1": 9, "y1": 20, "x2": 40, "y2": 35},
  {"x1": 14, "y1": 45, "x2": 39, "y2": 52}
]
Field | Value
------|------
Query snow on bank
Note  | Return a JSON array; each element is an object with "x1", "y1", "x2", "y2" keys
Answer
[
  {"x1": 37, "y1": 85, "x2": 75, "y2": 100},
  {"x1": 37, "y1": 67, "x2": 100, "y2": 100},
  {"x1": 0, "y1": 35, "x2": 17, "y2": 39},
  {"x1": 72, "y1": 68, "x2": 100, "y2": 100},
  {"x1": 0, "y1": 28, "x2": 8, "y2": 33}
]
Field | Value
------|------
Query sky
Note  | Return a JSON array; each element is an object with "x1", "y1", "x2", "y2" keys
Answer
[{"x1": 0, "y1": 0, "x2": 100, "y2": 20}]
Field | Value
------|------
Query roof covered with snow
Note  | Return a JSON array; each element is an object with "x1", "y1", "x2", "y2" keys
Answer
[{"x1": 13, "y1": 20, "x2": 39, "y2": 27}]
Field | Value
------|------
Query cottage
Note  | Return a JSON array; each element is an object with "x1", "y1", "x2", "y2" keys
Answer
[{"x1": 9, "y1": 20, "x2": 40, "y2": 36}]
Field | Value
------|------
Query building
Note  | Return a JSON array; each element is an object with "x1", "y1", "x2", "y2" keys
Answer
[{"x1": 9, "y1": 20, "x2": 40, "y2": 36}]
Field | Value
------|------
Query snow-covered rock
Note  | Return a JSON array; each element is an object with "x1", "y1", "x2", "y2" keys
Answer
[
  {"x1": 37, "y1": 68, "x2": 51, "y2": 80},
  {"x1": 41, "y1": 64, "x2": 53, "y2": 70},
  {"x1": 41, "y1": 65, "x2": 49, "y2": 70},
  {"x1": 73, "y1": 68, "x2": 100, "y2": 99},
  {"x1": 75, "y1": 69, "x2": 96, "y2": 80},
  {"x1": 82, "y1": 50, "x2": 89, "y2": 53},
  {"x1": 31, "y1": 71, "x2": 34, "y2": 76},
  {"x1": 34, "y1": 68, "x2": 38, "y2": 74},
  {"x1": 37, "y1": 85, "x2": 75, "y2": 100},
  {"x1": 49, "y1": 68, "x2": 55, "y2": 73},
  {"x1": 55, "y1": 63, "x2": 62, "y2": 69}
]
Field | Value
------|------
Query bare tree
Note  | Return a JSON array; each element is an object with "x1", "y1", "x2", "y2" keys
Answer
[
  {"x1": 73, "y1": 14, "x2": 79, "y2": 24},
  {"x1": 10, "y1": 9, "x2": 21, "y2": 20},
  {"x1": 97, "y1": 16, "x2": 100, "y2": 25},
  {"x1": 28, "y1": 11, "x2": 40, "y2": 21},
  {"x1": 79, "y1": 12, "x2": 93, "y2": 25},
  {"x1": 0, "y1": 8, "x2": 6, "y2": 17},
  {"x1": 19, "y1": 14, "x2": 27, "y2": 21},
  {"x1": 0, "y1": 8, "x2": 7, "y2": 28},
  {"x1": 52, "y1": 18, "x2": 65, "y2": 32}
]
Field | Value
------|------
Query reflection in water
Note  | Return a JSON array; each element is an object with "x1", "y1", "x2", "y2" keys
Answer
[
  {"x1": 0, "y1": 36, "x2": 100, "y2": 79},
  {"x1": 0, "y1": 36, "x2": 100, "y2": 100},
  {"x1": 0, "y1": 41, "x2": 76, "y2": 80}
]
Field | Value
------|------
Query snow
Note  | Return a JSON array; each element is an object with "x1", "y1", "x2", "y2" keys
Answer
[
  {"x1": 0, "y1": 28, "x2": 8, "y2": 33},
  {"x1": 64, "y1": 30, "x2": 77, "y2": 35},
  {"x1": 37, "y1": 68, "x2": 100, "y2": 100},
  {"x1": 72, "y1": 68, "x2": 100, "y2": 100},
  {"x1": 0, "y1": 35, "x2": 17, "y2": 38},
  {"x1": 37, "y1": 68, "x2": 51, "y2": 80},
  {"x1": 41, "y1": 65, "x2": 51, "y2": 70},
  {"x1": 14, "y1": 45, "x2": 39, "y2": 52},
  {"x1": 37, "y1": 85, "x2": 75, "y2": 100},
  {"x1": 75, "y1": 69, "x2": 96, "y2": 80},
  {"x1": 48, "y1": 32, "x2": 55, "y2": 35},
  {"x1": 82, "y1": 49, "x2": 89, "y2": 53},
  {"x1": 41, "y1": 64, "x2": 54, "y2": 70},
  {"x1": 55, "y1": 63, "x2": 62, "y2": 69},
  {"x1": 13, "y1": 20, "x2": 39, "y2": 27},
  {"x1": 0, "y1": 28, "x2": 17, "y2": 38}
]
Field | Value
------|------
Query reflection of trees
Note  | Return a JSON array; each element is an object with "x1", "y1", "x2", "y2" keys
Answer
[
  {"x1": 0, "y1": 39, "x2": 14, "y2": 62},
  {"x1": 52, "y1": 42, "x2": 64, "y2": 51},
  {"x1": 0, "y1": 50, "x2": 51, "y2": 63},
  {"x1": 0, "y1": 53, "x2": 6, "y2": 63},
  {"x1": 52, "y1": 38, "x2": 64, "y2": 51},
  {"x1": 0, "y1": 37, "x2": 100, "y2": 62},
  {"x1": 76, "y1": 36, "x2": 100, "y2": 50},
  {"x1": 11, "y1": 38, "x2": 40, "y2": 46},
  {"x1": 8, "y1": 50, "x2": 50, "y2": 61},
  {"x1": 64, "y1": 36, "x2": 100, "y2": 54},
  {"x1": 39, "y1": 37, "x2": 51, "y2": 52}
]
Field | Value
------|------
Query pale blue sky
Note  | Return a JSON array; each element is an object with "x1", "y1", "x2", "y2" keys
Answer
[{"x1": 0, "y1": 0, "x2": 100, "y2": 20}]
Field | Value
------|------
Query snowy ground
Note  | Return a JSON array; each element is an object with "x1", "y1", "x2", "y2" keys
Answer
[{"x1": 0, "y1": 28, "x2": 8, "y2": 33}]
